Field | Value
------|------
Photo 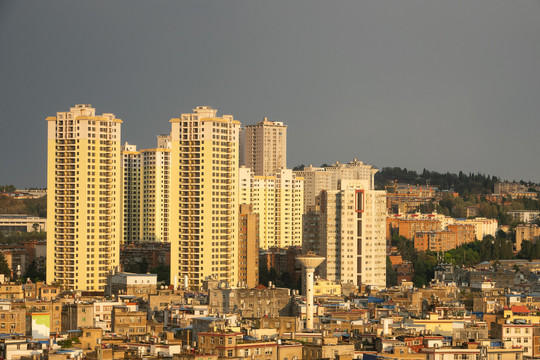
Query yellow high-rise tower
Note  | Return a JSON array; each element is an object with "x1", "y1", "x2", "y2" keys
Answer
[
  {"x1": 121, "y1": 135, "x2": 171, "y2": 243},
  {"x1": 121, "y1": 142, "x2": 142, "y2": 243},
  {"x1": 46, "y1": 104, "x2": 122, "y2": 291},
  {"x1": 170, "y1": 106, "x2": 240, "y2": 289},
  {"x1": 140, "y1": 136, "x2": 171, "y2": 242}
]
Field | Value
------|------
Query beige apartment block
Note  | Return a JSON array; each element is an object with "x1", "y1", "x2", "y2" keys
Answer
[
  {"x1": 508, "y1": 210, "x2": 540, "y2": 224},
  {"x1": 492, "y1": 323, "x2": 533, "y2": 357},
  {"x1": 320, "y1": 179, "x2": 387, "y2": 288},
  {"x1": 46, "y1": 104, "x2": 122, "y2": 291},
  {"x1": 239, "y1": 167, "x2": 303, "y2": 249},
  {"x1": 170, "y1": 106, "x2": 240, "y2": 290},
  {"x1": 494, "y1": 181, "x2": 532, "y2": 194},
  {"x1": 515, "y1": 224, "x2": 540, "y2": 252},
  {"x1": 454, "y1": 217, "x2": 498, "y2": 241},
  {"x1": 244, "y1": 117, "x2": 287, "y2": 176},
  {"x1": 294, "y1": 165, "x2": 332, "y2": 213}
]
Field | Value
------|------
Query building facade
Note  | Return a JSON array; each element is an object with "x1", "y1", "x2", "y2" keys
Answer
[
  {"x1": 243, "y1": 117, "x2": 287, "y2": 176},
  {"x1": 0, "y1": 215, "x2": 46, "y2": 233},
  {"x1": 239, "y1": 167, "x2": 303, "y2": 249},
  {"x1": 122, "y1": 136, "x2": 171, "y2": 243},
  {"x1": 295, "y1": 159, "x2": 378, "y2": 213},
  {"x1": 319, "y1": 179, "x2": 387, "y2": 288},
  {"x1": 170, "y1": 106, "x2": 240, "y2": 289},
  {"x1": 46, "y1": 104, "x2": 122, "y2": 291},
  {"x1": 508, "y1": 211, "x2": 540, "y2": 224},
  {"x1": 140, "y1": 140, "x2": 171, "y2": 242},
  {"x1": 238, "y1": 204, "x2": 259, "y2": 288},
  {"x1": 121, "y1": 143, "x2": 141, "y2": 243}
]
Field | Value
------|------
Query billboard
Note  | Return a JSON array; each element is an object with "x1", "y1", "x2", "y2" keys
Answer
[{"x1": 30, "y1": 313, "x2": 50, "y2": 339}]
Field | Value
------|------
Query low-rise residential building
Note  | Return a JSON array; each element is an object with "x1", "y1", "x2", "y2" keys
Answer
[
  {"x1": 253, "y1": 317, "x2": 299, "y2": 337},
  {"x1": 0, "y1": 283, "x2": 23, "y2": 300},
  {"x1": 422, "y1": 345, "x2": 523, "y2": 360},
  {"x1": 313, "y1": 279, "x2": 341, "y2": 296},
  {"x1": 78, "y1": 327, "x2": 104, "y2": 351},
  {"x1": 414, "y1": 224, "x2": 476, "y2": 252},
  {"x1": 491, "y1": 323, "x2": 533, "y2": 357},
  {"x1": 93, "y1": 300, "x2": 123, "y2": 331},
  {"x1": 105, "y1": 272, "x2": 157, "y2": 298},
  {"x1": 198, "y1": 331, "x2": 278, "y2": 359},
  {"x1": 508, "y1": 210, "x2": 540, "y2": 224},
  {"x1": 208, "y1": 286, "x2": 292, "y2": 318},
  {"x1": 25, "y1": 300, "x2": 63, "y2": 334},
  {"x1": 111, "y1": 306, "x2": 147, "y2": 338},
  {"x1": 0, "y1": 303, "x2": 25, "y2": 334},
  {"x1": 515, "y1": 224, "x2": 540, "y2": 252},
  {"x1": 302, "y1": 337, "x2": 354, "y2": 360},
  {"x1": 0, "y1": 214, "x2": 47, "y2": 233},
  {"x1": 495, "y1": 182, "x2": 532, "y2": 195},
  {"x1": 62, "y1": 302, "x2": 94, "y2": 331}
]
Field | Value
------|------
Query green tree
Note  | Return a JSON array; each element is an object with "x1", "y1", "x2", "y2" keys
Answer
[
  {"x1": 0, "y1": 253, "x2": 11, "y2": 278},
  {"x1": 386, "y1": 257, "x2": 397, "y2": 287},
  {"x1": 412, "y1": 252, "x2": 437, "y2": 287},
  {"x1": 149, "y1": 264, "x2": 170, "y2": 284},
  {"x1": 23, "y1": 259, "x2": 46, "y2": 282},
  {"x1": 279, "y1": 271, "x2": 294, "y2": 289}
]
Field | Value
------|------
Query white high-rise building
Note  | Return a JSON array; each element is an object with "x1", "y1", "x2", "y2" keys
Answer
[
  {"x1": 46, "y1": 104, "x2": 122, "y2": 291},
  {"x1": 243, "y1": 117, "x2": 287, "y2": 176},
  {"x1": 295, "y1": 159, "x2": 378, "y2": 213},
  {"x1": 239, "y1": 167, "x2": 303, "y2": 249},
  {"x1": 319, "y1": 177, "x2": 387, "y2": 289},
  {"x1": 294, "y1": 165, "x2": 332, "y2": 212},
  {"x1": 170, "y1": 106, "x2": 240, "y2": 289}
]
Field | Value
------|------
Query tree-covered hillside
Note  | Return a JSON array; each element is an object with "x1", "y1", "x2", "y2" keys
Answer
[{"x1": 374, "y1": 167, "x2": 538, "y2": 194}]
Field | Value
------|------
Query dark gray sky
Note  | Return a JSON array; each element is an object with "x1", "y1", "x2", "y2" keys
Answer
[{"x1": 1, "y1": 0, "x2": 539, "y2": 188}]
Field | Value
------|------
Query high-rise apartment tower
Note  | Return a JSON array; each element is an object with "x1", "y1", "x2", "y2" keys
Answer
[
  {"x1": 121, "y1": 135, "x2": 171, "y2": 243},
  {"x1": 239, "y1": 167, "x2": 304, "y2": 249},
  {"x1": 46, "y1": 104, "x2": 122, "y2": 291},
  {"x1": 295, "y1": 159, "x2": 378, "y2": 213},
  {"x1": 170, "y1": 106, "x2": 240, "y2": 289},
  {"x1": 243, "y1": 117, "x2": 287, "y2": 176},
  {"x1": 319, "y1": 178, "x2": 387, "y2": 288},
  {"x1": 121, "y1": 143, "x2": 141, "y2": 243}
]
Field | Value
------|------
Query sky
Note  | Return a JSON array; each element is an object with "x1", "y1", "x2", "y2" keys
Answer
[{"x1": 1, "y1": 0, "x2": 539, "y2": 188}]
